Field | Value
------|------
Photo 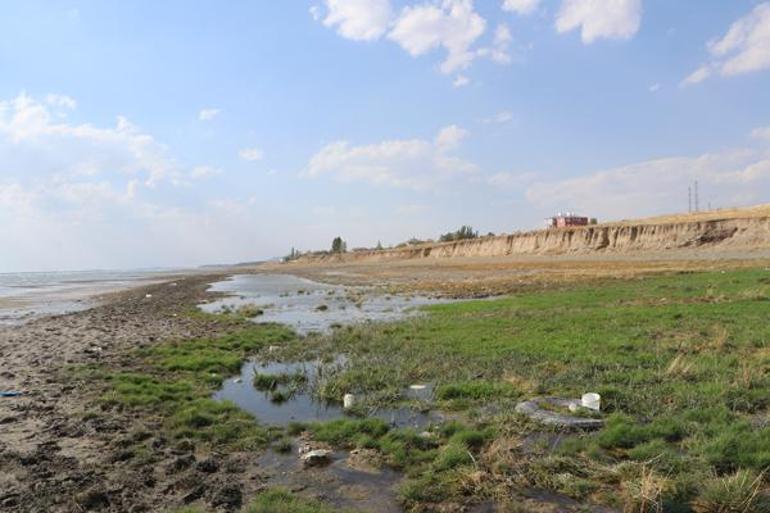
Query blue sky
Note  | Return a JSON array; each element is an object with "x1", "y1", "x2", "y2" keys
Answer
[{"x1": 2, "y1": 0, "x2": 770, "y2": 272}]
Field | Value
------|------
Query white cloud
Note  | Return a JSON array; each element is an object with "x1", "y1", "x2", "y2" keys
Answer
[
  {"x1": 198, "y1": 108, "x2": 220, "y2": 121},
  {"x1": 488, "y1": 171, "x2": 537, "y2": 188},
  {"x1": 45, "y1": 94, "x2": 77, "y2": 110},
  {"x1": 501, "y1": 0, "x2": 540, "y2": 16},
  {"x1": 239, "y1": 147, "x2": 264, "y2": 161},
  {"x1": 648, "y1": 83, "x2": 660, "y2": 93},
  {"x1": 681, "y1": 65, "x2": 712, "y2": 86},
  {"x1": 190, "y1": 165, "x2": 222, "y2": 179},
  {"x1": 322, "y1": 0, "x2": 393, "y2": 41},
  {"x1": 526, "y1": 147, "x2": 770, "y2": 219},
  {"x1": 453, "y1": 74, "x2": 471, "y2": 87},
  {"x1": 306, "y1": 125, "x2": 476, "y2": 188},
  {"x1": 555, "y1": 0, "x2": 642, "y2": 44},
  {"x1": 684, "y1": 3, "x2": 770, "y2": 85},
  {"x1": 388, "y1": 0, "x2": 487, "y2": 74},
  {"x1": 0, "y1": 92, "x2": 297, "y2": 272},
  {"x1": 483, "y1": 110, "x2": 513, "y2": 124},
  {"x1": 435, "y1": 124, "x2": 468, "y2": 149},
  {"x1": 752, "y1": 126, "x2": 770, "y2": 142},
  {"x1": 0, "y1": 93, "x2": 178, "y2": 186}
]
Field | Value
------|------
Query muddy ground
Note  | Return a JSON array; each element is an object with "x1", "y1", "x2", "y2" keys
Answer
[
  {"x1": 3, "y1": 255, "x2": 768, "y2": 513},
  {"x1": 0, "y1": 274, "x2": 281, "y2": 513}
]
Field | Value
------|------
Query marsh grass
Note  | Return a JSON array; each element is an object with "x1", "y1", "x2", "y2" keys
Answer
[
  {"x1": 97, "y1": 322, "x2": 295, "y2": 450},
  {"x1": 286, "y1": 269, "x2": 770, "y2": 510},
  {"x1": 244, "y1": 488, "x2": 361, "y2": 513}
]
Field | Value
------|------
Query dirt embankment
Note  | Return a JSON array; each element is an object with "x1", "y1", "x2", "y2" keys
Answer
[{"x1": 296, "y1": 209, "x2": 770, "y2": 264}]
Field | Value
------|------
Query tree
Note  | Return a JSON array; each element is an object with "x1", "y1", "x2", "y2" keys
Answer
[
  {"x1": 331, "y1": 236, "x2": 347, "y2": 253},
  {"x1": 375, "y1": 240, "x2": 383, "y2": 251},
  {"x1": 439, "y1": 225, "x2": 479, "y2": 242}
]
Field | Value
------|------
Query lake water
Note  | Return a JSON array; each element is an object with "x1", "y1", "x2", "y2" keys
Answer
[{"x1": 0, "y1": 269, "x2": 189, "y2": 325}]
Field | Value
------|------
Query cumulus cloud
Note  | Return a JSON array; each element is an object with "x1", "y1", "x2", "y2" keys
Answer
[
  {"x1": 321, "y1": 0, "x2": 393, "y2": 41},
  {"x1": 388, "y1": 0, "x2": 487, "y2": 74},
  {"x1": 0, "y1": 93, "x2": 180, "y2": 186},
  {"x1": 314, "y1": 0, "x2": 513, "y2": 78},
  {"x1": 306, "y1": 125, "x2": 477, "y2": 188},
  {"x1": 555, "y1": 0, "x2": 642, "y2": 44},
  {"x1": 238, "y1": 147, "x2": 264, "y2": 161},
  {"x1": 683, "y1": 3, "x2": 770, "y2": 85},
  {"x1": 501, "y1": 0, "x2": 540, "y2": 16},
  {"x1": 198, "y1": 108, "x2": 220, "y2": 121},
  {"x1": 526, "y1": 147, "x2": 770, "y2": 219},
  {"x1": 0, "y1": 93, "x2": 285, "y2": 272}
]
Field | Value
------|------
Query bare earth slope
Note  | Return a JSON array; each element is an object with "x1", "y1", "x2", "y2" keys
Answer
[{"x1": 297, "y1": 205, "x2": 770, "y2": 264}]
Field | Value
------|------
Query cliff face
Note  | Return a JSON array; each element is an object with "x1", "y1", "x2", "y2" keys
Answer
[{"x1": 298, "y1": 216, "x2": 770, "y2": 263}]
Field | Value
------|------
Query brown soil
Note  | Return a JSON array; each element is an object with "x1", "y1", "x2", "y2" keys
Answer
[{"x1": 0, "y1": 274, "x2": 269, "y2": 513}]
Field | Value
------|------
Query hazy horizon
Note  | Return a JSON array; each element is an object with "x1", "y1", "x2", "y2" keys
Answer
[{"x1": 2, "y1": 1, "x2": 770, "y2": 273}]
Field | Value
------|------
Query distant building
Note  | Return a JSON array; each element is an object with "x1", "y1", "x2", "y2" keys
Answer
[{"x1": 545, "y1": 212, "x2": 591, "y2": 229}]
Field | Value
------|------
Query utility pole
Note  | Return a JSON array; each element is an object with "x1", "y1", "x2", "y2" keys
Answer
[
  {"x1": 688, "y1": 186, "x2": 692, "y2": 213},
  {"x1": 694, "y1": 180, "x2": 700, "y2": 212}
]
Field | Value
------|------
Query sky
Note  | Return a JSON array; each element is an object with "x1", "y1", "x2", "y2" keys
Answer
[{"x1": 2, "y1": 0, "x2": 770, "y2": 272}]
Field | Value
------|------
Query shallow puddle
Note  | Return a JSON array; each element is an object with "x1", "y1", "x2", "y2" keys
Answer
[
  {"x1": 257, "y1": 447, "x2": 403, "y2": 513},
  {"x1": 200, "y1": 273, "x2": 447, "y2": 335},
  {"x1": 214, "y1": 358, "x2": 443, "y2": 429}
]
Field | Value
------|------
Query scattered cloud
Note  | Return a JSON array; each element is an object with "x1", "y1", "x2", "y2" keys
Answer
[
  {"x1": 198, "y1": 108, "x2": 220, "y2": 121},
  {"x1": 388, "y1": 0, "x2": 487, "y2": 74},
  {"x1": 501, "y1": 0, "x2": 541, "y2": 16},
  {"x1": 555, "y1": 0, "x2": 642, "y2": 44},
  {"x1": 526, "y1": 147, "x2": 770, "y2": 219},
  {"x1": 190, "y1": 165, "x2": 222, "y2": 179},
  {"x1": 306, "y1": 124, "x2": 477, "y2": 189},
  {"x1": 0, "y1": 93, "x2": 287, "y2": 271},
  {"x1": 752, "y1": 126, "x2": 770, "y2": 142},
  {"x1": 683, "y1": 3, "x2": 770, "y2": 85},
  {"x1": 453, "y1": 74, "x2": 471, "y2": 87},
  {"x1": 0, "y1": 92, "x2": 179, "y2": 186},
  {"x1": 483, "y1": 110, "x2": 513, "y2": 124},
  {"x1": 681, "y1": 65, "x2": 711, "y2": 86},
  {"x1": 45, "y1": 94, "x2": 77, "y2": 110},
  {"x1": 314, "y1": 0, "x2": 516, "y2": 78},
  {"x1": 487, "y1": 171, "x2": 537, "y2": 188},
  {"x1": 648, "y1": 83, "x2": 660, "y2": 93},
  {"x1": 321, "y1": 0, "x2": 393, "y2": 41},
  {"x1": 239, "y1": 147, "x2": 264, "y2": 161}
]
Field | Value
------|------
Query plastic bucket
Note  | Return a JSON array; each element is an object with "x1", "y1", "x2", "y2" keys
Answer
[{"x1": 581, "y1": 393, "x2": 601, "y2": 411}]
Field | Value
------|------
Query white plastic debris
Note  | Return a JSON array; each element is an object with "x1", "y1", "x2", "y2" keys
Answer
[
  {"x1": 343, "y1": 393, "x2": 356, "y2": 409},
  {"x1": 145, "y1": 294, "x2": 153, "y2": 299},
  {"x1": 581, "y1": 392, "x2": 601, "y2": 411}
]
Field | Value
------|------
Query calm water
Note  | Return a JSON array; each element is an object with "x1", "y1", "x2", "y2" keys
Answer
[
  {"x1": 206, "y1": 273, "x2": 450, "y2": 428},
  {"x1": 0, "y1": 269, "x2": 188, "y2": 325},
  {"x1": 200, "y1": 273, "x2": 447, "y2": 335},
  {"x1": 215, "y1": 358, "x2": 442, "y2": 428}
]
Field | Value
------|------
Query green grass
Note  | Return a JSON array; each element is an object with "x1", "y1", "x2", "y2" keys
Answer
[
  {"x1": 97, "y1": 322, "x2": 295, "y2": 451},
  {"x1": 293, "y1": 268, "x2": 770, "y2": 511},
  {"x1": 244, "y1": 488, "x2": 362, "y2": 513},
  {"x1": 87, "y1": 269, "x2": 770, "y2": 512}
]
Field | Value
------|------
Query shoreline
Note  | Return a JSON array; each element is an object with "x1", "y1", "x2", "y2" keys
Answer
[{"x1": 2, "y1": 262, "x2": 768, "y2": 512}]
